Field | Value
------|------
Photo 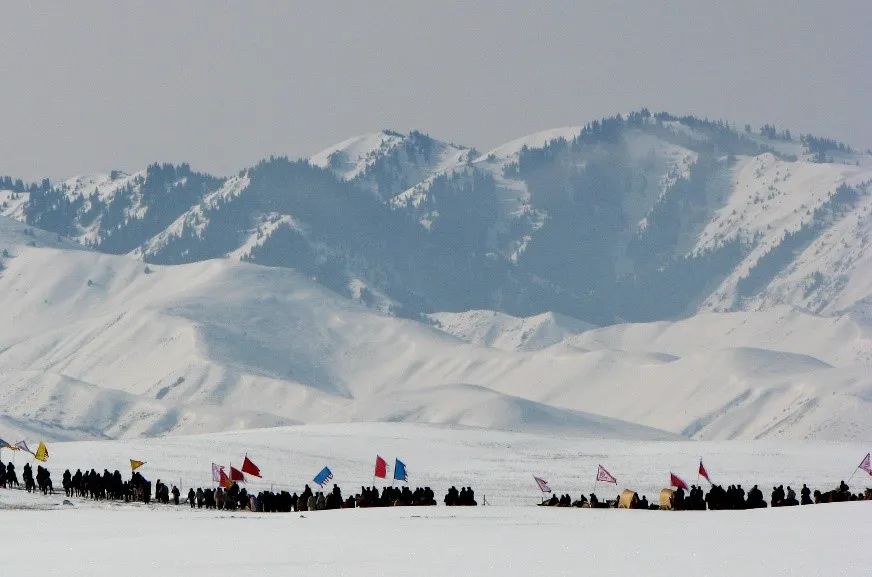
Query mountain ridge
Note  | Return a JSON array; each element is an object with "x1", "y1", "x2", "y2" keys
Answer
[{"x1": 3, "y1": 111, "x2": 870, "y2": 326}]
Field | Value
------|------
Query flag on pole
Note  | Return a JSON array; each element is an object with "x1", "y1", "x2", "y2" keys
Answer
[
  {"x1": 596, "y1": 464, "x2": 617, "y2": 484},
  {"x1": 374, "y1": 455, "x2": 388, "y2": 479},
  {"x1": 211, "y1": 463, "x2": 222, "y2": 483},
  {"x1": 670, "y1": 472, "x2": 689, "y2": 490},
  {"x1": 219, "y1": 467, "x2": 233, "y2": 489},
  {"x1": 14, "y1": 440, "x2": 32, "y2": 455},
  {"x1": 313, "y1": 466, "x2": 333, "y2": 487},
  {"x1": 859, "y1": 453, "x2": 871, "y2": 475},
  {"x1": 241, "y1": 455, "x2": 262, "y2": 478},
  {"x1": 230, "y1": 466, "x2": 245, "y2": 482},
  {"x1": 533, "y1": 476, "x2": 552, "y2": 493},
  {"x1": 34, "y1": 442, "x2": 49, "y2": 462},
  {"x1": 393, "y1": 459, "x2": 408, "y2": 482},
  {"x1": 698, "y1": 460, "x2": 711, "y2": 483},
  {"x1": 130, "y1": 459, "x2": 146, "y2": 471},
  {"x1": 0, "y1": 438, "x2": 12, "y2": 449}
]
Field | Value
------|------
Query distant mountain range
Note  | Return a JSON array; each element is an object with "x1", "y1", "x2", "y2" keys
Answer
[
  {"x1": 1, "y1": 111, "x2": 870, "y2": 444},
  {"x1": 3, "y1": 111, "x2": 870, "y2": 324}
]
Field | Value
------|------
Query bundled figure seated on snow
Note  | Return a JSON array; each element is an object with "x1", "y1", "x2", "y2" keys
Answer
[{"x1": 443, "y1": 486, "x2": 477, "y2": 506}]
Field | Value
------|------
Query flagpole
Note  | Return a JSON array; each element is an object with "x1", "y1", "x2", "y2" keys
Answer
[
  {"x1": 846, "y1": 467, "x2": 859, "y2": 485},
  {"x1": 845, "y1": 454, "x2": 868, "y2": 486}
]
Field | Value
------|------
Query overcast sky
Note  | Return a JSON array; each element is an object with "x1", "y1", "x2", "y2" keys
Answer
[{"x1": 1, "y1": 1, "x2": 869, "y2": 181}]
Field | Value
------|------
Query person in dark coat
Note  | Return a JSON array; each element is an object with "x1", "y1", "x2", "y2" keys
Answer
[{"x1": 800, "y1": 484, "x2": 812, "y2": 505}]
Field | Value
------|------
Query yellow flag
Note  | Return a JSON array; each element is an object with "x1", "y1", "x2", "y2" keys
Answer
[
  {"x1": 34, "y1": 441, "x2": 49, "y2": 462},
  {"x1": 130, "y1": 459, "x2": 146, "y2": 471}
]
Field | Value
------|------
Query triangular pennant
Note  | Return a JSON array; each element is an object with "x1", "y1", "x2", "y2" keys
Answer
[
  {"x1": 34, "y1": 442, "x2": 49, "y2": 462},
  {"x1": 533, "y1": 476, "x2": 551, "y2": 493},
  {"x1": 230, "y1": 465, "x2": 245, "y2": 482},
  {"x1": 130, "y1": 459, "x2": 146, "y2": 471},
  {"x1": 596, "y1": 464, "x2": 617, "y2": 484},
  {"x1": 698, "y1": 460, "x2": 711, "y2": 483},
  {"x1": 241, "y1": 455, "x2": 262, "y2": 478}
]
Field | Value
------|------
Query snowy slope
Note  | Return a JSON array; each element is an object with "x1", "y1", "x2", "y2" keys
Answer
[
  {"x1": 311, "y1": 130, "x2": 473, "y2": 200},
  {"x1": 310, "y1": 131, "x2": 408, "y2": 180},
  {"x1": 698, "y1": 153, "x2": 872, "y2": 313},
  {"x1": 1, "y1": 216, "x2": 870, "y2": 442},
  {"x1": 428, "y1": 310, "x2": 595, "y2": 351}
]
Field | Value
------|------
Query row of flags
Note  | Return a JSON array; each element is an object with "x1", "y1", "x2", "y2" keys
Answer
[
  {"x1": 535, "y1": 462, "x2": 710, "y2": 494},
  {"x1": 206, "y1": 454, "x2": 411, "y2": 490},
  {"x1": 0, "y1": 439, "x2": 49, "y2": 462},
  {"x1": 211, "y1": 455, "x2": 263, "y2": 488},
  {"x1": 535, "y1": 453, "x2": 872, "y2": 494}
]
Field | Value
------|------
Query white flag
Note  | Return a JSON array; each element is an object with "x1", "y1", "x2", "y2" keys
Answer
[
  {"x1": 533, "y1": 476, "x2": 552, "y2": 493},
  {"x1": 14, "y1": 440, "x2": 32, "y2": 455},
  {"x1": 859, "y1": 453, "x2": 871, "y2": 474},
  {"x1": 211, "y1": 462, "x2": 222, "y2": 483}
]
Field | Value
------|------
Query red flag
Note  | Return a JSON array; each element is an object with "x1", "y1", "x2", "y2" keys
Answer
[
  {"x1": 670, "y1": 472, "x2": 688, "y2": 490},
  {"x1": 230, "y1": 465, "x2": 245, "y2": 482},
  {"x1": 219, "y1": 468, "x2": 232, "y2": 489},
  {"x1": 374, "y1": 455, "x2": 388, "y2": 479},
  {"x1": 596, "y1": 465, "x2": 617, "y2": 484},
  {"x1": 242, "y1": 455, "x2": 262, "y2": 477},
  {"x1": 698, "y1": 460, "x2": 711, "y2": 483}
]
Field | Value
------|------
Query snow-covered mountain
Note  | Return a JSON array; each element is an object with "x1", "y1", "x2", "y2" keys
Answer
[
  {"x1": 2, "y1": 111, "x2": 871, "y2": 443},
  {"x1": 0, "y1": 213, "x2": 869, "y2": 442},
  {"x1": 7, "y1": 113, "x2": 871, "y2": 324}
]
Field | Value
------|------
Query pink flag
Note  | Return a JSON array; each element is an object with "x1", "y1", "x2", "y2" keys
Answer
[
  {"x1": 596, "y1": 465, "x2": 617, "y2": 484},
  {"x1": 859, "y1": 453, "x2": 871, "y2": 475},
  {"x1": 211, "y1": 463, "x2": 222, "y2": 483},
  {"x1": 533, "y1": 476, "x2": 552, "y2": 493}
]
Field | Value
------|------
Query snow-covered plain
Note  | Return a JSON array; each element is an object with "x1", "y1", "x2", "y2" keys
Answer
[{"x1": 1, "y1": 423, "x2": 870, "y2": 577}]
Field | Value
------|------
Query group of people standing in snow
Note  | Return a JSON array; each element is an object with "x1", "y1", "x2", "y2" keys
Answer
[
  {"x1": 541, "y1": 480, "x2": 870, "y2": 510},
  {"x1": 3, "y1": 461, "x2": 479, "y2": 513}
]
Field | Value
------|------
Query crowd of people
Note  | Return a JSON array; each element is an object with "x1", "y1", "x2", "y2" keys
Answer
[
  {"x1": 2, "y1": 460, "x2": 478, "y2": 513},
  {"x1": 540, "y1": 480, "x2": 871, "y2": 510},
  {"x1": 4, "y1": 459, "x2": 869, "y2": 513}
]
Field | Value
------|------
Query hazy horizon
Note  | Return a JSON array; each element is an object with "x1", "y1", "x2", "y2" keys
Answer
[{"x1": 2, "y1": 1, "x2": 870, "y2": 181}]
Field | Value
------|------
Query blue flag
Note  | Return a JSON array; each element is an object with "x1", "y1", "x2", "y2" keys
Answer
[
  {"x1": 393, "y1": 459, "x2": 408, "y2": 482},
  {"x1": 0, "y1": 438, "x2": 11, "y2": 449},
  {"x1": 313, "y1": 466, "x2": 333, "y2": 487}
]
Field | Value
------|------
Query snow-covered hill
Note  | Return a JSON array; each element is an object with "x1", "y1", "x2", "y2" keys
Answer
[
  {"x1": 428, "y1": 310, "x2": 594, "y2": 351},
  {"x1": 1, "y1": 215, "x2": 869, "y2": 442}
]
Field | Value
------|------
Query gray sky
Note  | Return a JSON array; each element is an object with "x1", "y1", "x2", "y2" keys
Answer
[{"x1": 1, "y1": 1, "x2": 870, "y2": 181}]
